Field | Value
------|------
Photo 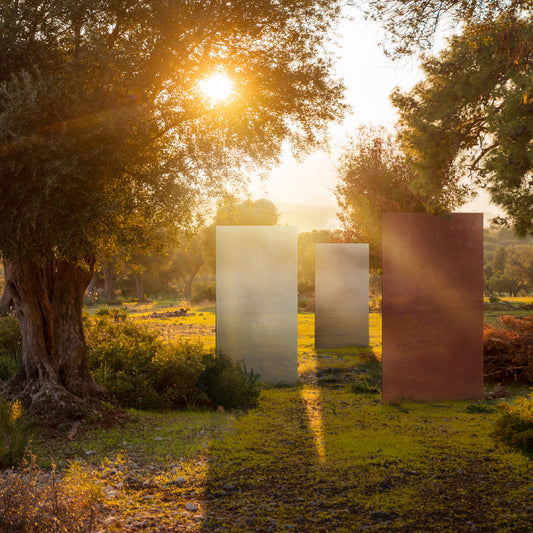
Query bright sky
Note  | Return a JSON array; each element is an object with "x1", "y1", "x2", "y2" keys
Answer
[{"x1": 247, "y1": 9, "x2": 501, "y2": 224}]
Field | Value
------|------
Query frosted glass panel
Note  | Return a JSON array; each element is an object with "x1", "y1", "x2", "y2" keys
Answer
[
  {"x1": 382, "y1": 213, "x2": 483, "y2": 402},
  {"x1": 216, "y1": 226, "x2": 298, "y2": 384},
  {"x1": 315, "y1": 244, "x2": 369, "y2": 348}
]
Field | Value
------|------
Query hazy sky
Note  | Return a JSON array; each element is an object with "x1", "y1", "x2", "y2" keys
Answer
[{"x1": 248, "y1": 9, "x2": 501, "y2": 223}]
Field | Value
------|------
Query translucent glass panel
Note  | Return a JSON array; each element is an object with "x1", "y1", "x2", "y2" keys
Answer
[
  {"x1": 216, "y1": 226, "x2": 298, "y2": 384},
  {"x1": 382, "y1": 213, "x2": 483, "y2": 402},
  {"x1": 315, "y1": 244, "x2": 369, "y2": 348}
]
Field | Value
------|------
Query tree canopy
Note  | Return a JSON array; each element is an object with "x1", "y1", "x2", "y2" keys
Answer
[
  {"x1": 0, "y1": 0, "x2": 347, "y2": 417},
  {"x1": 363, "y1": 0, "x2": 532, "y2": 57},
  {"x1": 335, "y1": 125, "x2": 464, "y2": 271},
  {"x1": 391, "y1": 15, "x2": 533, "y2": 234},
  {"x1": 0, "y1": 0, "x2": 346, "y2": 263}
]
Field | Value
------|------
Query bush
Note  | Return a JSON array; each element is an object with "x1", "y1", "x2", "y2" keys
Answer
[
  {"x1": 85, "y1": 313, "x2": 209, "y2": 410},
  {"x1": 0, "y1": 456, "x2": 102, "y2": 532},
  {"x1": 86, "y1": 312, "x2": 260, "y2": 411},
  {"x1": 483, "y1": 316, "x2": 533, "y2": 384},
  {"x1": 153, "y1": 342, "x2": 207, "y2": 408},
  {"x1": 197, "y1": 352, "x2": 260, "y2": 409},
  {"x1": 0, "y1": 400, "x2": 28, "y2": 469},
  {"x1": 0, "y1": 316, "x2": 22, "y2": 380},
  {"x1": 191, "y1": 282, "x2": 216, "y2": 304},
  {"x1": 351, "y1": 377, "x2": 381, "y2": 395},
  {"x1": 492, "y1": 395, "x2": 533, "y2": 452},
  {"x1": 85, "y1": 312, "x2": 166, "y2": 410}
]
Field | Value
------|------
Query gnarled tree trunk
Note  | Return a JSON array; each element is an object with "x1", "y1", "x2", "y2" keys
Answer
[{"x1": 0, "y1": 257, "x2": 106, "y2": 419}]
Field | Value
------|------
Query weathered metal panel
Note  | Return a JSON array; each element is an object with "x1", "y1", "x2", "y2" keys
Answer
[{"x1": 382, "y1": 213, "x2": 483, "y2": 402}]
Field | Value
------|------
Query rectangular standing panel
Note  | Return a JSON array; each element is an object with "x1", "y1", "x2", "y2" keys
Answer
[
  {"x1": 216, "y1": 226, "x2": 298, "y2": 384},
  {"x1": 315, "y1": 243, "x2": 369, "y2": 348},
  {"x1": 382, "y1": 213, "x2": 483, "y2": 402}
]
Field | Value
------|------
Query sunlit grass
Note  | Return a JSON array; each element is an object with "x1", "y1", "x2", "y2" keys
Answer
[{"x1": 21, "y1": 300, "x2": 532, "y2": 530}]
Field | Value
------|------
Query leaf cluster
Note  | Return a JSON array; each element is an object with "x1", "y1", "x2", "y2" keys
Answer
[
  {"x1": 335, "y1": 125, "x2": 462, "y2": 271},
  {"x1": 392, "y1": 15, "x2": 533, "y2": 232},
  {"x1": 0, "y1": 0, "x2": 347, "y2": 263},
  {"x1": 363, "y1": 0, "x2": 532, "y2": 57}
]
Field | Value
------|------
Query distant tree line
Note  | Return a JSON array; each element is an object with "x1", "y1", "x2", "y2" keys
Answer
[{"x1": 484, "y1": 229, "x2": 533, "y2": 297}]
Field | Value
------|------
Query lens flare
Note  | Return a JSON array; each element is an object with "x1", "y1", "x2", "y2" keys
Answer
[{"x1": 199, "y1": 73, "x2": 234, "y2": 103}]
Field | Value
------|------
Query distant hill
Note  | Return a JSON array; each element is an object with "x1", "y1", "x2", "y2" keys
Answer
[{"x1": 276, "y1": 202, "x2": 341, "y2": 232}]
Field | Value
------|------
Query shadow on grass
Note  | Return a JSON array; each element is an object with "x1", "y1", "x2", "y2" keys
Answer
[{"x1": 198, "y1": 340, "x2": 385, "y2": 531}]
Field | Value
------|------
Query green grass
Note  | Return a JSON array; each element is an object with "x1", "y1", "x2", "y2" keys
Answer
[
  {"x1": 31, "y1": 410, "x2": 230, "y2": 469},
  {"x1": 15, "y1": 301, "x2": 533, "y2": 531}
]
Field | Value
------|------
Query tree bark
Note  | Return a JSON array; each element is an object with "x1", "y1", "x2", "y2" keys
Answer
[
  {"x1": 184, "y1": 276, "x2": 194, "y2": 301},
  {"x1": 135, "y1": 273, "x2": 147, "y2": 302},
  {"x1": 0, "y1": 261, "x2": 13, "y2": 314},
  {"x1": 0, "y1": 257, "x2": 106, "y2": 419},
  {"x1": 103, "y1": 266, "x2": 116, "y2": 302}
]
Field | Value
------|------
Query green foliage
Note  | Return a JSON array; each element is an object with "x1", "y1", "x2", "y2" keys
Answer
[
  {"x1": 0, "y1": 315, "x2": 21, "y2": 380},
  {"x1": 85, "y1": 313, "x2": 205, "y2": 410},
  {"x1": 484, "y1": 231, "x2": 533, "y2": 296},
  {"x1": 0, "y1": 1, "x2": 346, "y2": 263},
  {"x1": 364, "y1": 0, "x2": 529, "y2": 57},
  {"x1": 466, "y1": 403, "x2": 495, "y2": 414},
  {"x1": 335, "y1": 125, "x2": 462, "y2": 271},
  {"x1": 192, "y1": 282, "x2": 216, "y2": 304},
  {"x1": 197, "y1": 352, "x2": 260, "y2": 410},
  {"x1": 297, "y1": 229, "x2": 339, "y2": 295},
  {"x1": 153, "y1": 343, "x2": 206, "y2": 409},
  {"x1": 0, "y1": 400, "x2": 28, "y2": 469},
  {"x1": 85, "y1": 313, "x2": 258, "y2": 411},
  {"x1": 492, "y1": 395, "x2": 533, "y2": 451},
  {"x1": 351, "y1": 378, "x2": 381, "y2": 395},
  {"x1": 392, "y1": 15, "x2": 533, "y2": 233}
]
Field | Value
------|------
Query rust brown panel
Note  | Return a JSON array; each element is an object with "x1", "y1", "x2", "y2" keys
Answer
[{"x1": 382, "y1": 213, "x2": 484, "y2": 402}]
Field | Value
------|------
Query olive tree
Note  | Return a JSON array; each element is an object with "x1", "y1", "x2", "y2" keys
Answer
[{"x1": 0, "y1": 0, "x2": 346, "y2": 417}]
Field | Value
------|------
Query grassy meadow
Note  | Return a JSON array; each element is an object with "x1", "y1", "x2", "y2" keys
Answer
[{"x1": 13, "y1": 300, "x2": 530, "y2": 532}]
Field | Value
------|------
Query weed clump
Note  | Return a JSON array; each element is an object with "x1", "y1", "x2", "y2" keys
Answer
[
  {"x1": 483, "y1": 316, "x2": 533, "y2": 384},
  {"x1": 191, "y1": 282, "x2": 216, "y2": 304},
  {"x1": 197, "y1": 352, "x2": 260, "y2": 409},
  {"x1": 0, "y1": 400, "x2": 28, "y2": 469},
  {"x1": 0, "y1": 456, "x2": 102, "y2": 532},
  {"x1": 492, "y1": 394, "x2": 533, "y2": 452}
]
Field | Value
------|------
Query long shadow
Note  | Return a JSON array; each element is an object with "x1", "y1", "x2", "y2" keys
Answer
[{"x1": 198, "y1": 313, "x2": 383, "y2": 532}]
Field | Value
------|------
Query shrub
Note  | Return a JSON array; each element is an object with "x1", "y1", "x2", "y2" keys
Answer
[
  {"x1": 197, "y1": 352, "x2": 260, "y2": 409},
  {"x1": 153, "y1": 341, "x2": 207, "y2": 408},
  {"x1": 191, "y1": 282, "x2": 216, "y2": 304},
  {"x1": 351, "y1": 377, "x2": 381, "y2": 395},
  {"x1": 465, "y1": 403, "x2": 495, "y2": 414},
  {"x1": 492, "y1": 395, "x2": 533, "y2": 452},
  {"x1": 0, "y1": 315, "x2": 21, "y2": 380},
  {"x1": 0, "y1": 456, "x2": 102, "y2": 532},
  {"x1": 85, "y1": 312, "x2": 260, "y2": 411},
  {"x1": 85, "y1": 313, "x2": 166, "y2": 410},
  {"x1": 0, "y1": 400, "x2": 28, "y2": 469},
  {"x1": 483, "y1": 316, "x2": 533, "y2": 384},
  {"x1": 85, "y1": 313, "x2": 209, "y2": 410}
]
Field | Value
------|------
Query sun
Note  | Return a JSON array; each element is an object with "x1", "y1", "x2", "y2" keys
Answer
[{"x1": 199, "y1": 73, "x2": 234, "y2": 103}]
